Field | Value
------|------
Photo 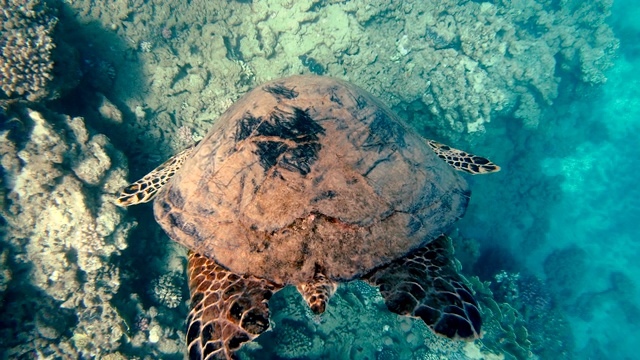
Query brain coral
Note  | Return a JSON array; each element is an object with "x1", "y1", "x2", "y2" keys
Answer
[{"x1": 0, "y1": 0, "x2": 58, "y2": 101}]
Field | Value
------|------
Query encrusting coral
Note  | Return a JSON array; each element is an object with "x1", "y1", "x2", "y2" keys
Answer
[
  {"x1": 0, "y1": 108, "x2": 136, "y2": 357},
  {"x1": 382, "y1": 0, "x2": 618, "y2": 134},
  {"x1": 273, "y1": 318, "x2": 318, "y2": 359}
]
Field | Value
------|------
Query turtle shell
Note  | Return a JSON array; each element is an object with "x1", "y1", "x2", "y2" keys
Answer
[{"x1": 154, "y1": 75, "x2": 470, "y2": 285}]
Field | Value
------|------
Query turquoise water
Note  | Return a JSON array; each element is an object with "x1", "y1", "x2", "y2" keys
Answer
[
  {"x1": 1, "y1": 0, "x2": 639, "y2": 359},
  {"x1": 541, "y1": 44, "x2": 640, "y2": 360},
  {"x1": 459, "y1": 1, "x2": 640, "y2": 358}
]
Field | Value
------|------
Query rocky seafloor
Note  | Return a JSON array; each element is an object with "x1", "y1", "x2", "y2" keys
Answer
[{"x1": 0, "y1": 0, "x2": 627, "y2": 359}]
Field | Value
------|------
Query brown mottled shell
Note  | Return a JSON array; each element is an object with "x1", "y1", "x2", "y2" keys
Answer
[{"x1": 154, "y1": 75, "x2": 469, "y2": 285}]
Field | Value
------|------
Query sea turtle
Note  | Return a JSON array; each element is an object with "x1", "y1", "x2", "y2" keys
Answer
[{"x1": 116, "y1": 75, "x2": 500, "y2": 359}]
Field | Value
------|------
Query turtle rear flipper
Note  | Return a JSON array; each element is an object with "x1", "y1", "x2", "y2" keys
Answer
[
  {"x1": 186, "y1": 252, "x2": 282, "y2": 360},
  {"x1": 116, "y1": 141, "x2": 199, "y2": 207},
  {"x1": 427, "y1": 140, "x2": 500, "y2": 175},
  {"x1": 365, "y1": 235, "x2": 481, "y2": 340}
]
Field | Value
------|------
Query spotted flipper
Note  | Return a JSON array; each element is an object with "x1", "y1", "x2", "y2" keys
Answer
[
  {"x1": 116, "y1": 141, "x2": 199, "y2": 207},
  {"x1": 427, "y1": 140, "x2": 500, "y2": 175},
  {"x1": 296, "y1": 265, "x2": 338, "y2": 314},
  {"x1": 365, "y1": 235, "x2": 481, "y2": 340},
  {"x1": 186, "y1": 252, "x2": 283, "y2": 360}
]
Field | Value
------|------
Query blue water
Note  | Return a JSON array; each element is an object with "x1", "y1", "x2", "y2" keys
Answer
[
  {"x1": 458, "y1": 1, "x2": 640, "y2": 358},
  {"x1": 542, "y1": 51, "x2": 640, "y2": 360}
]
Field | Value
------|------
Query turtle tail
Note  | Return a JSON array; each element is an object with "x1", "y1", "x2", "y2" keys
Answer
[{"x1": 296, "y1": 264, "x2": 338, "y2": 314}]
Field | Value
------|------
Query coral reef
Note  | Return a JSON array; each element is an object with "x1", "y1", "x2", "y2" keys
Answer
[
  {"x1": 393, "y1": 0, "x2": 618, "y2": 134},
  {"x1": 516, "y1": 274, "x2": 552, "y2": 318},
  {"x1": 150, "y1": 271, "x2": 184, "y2": 309},
  {"x1": 0, "y1": 0, "x2": 57, "y2": 101},
  {"x1": 468, "y1": 270, "x2": 574, "y2": 360},
  {"x1": 0, "y1": 0, "x2": 617, "y2": 358},
  {"x1": 543, "y1": 245, "x2": 588, "y2": 305},
  {"x1": 493, "y1": 271, "x2": 522, "y2": 304},
  {"x1": 59, "y1": 0, "x2": 617, "y2": 166},
  {"x1": 0, "y1": 249, "x2": 11, "y2": 304},
  {"x1": 236, "y1": 279, "x2": 504, "y2": 360},
  {"x1": 466, "y1": 276, "x2": 534, "y2": 360},
  {"x1": 0, "y1": 108, "x2": 136, "y2": 357},
  {"x1": 97, "y1": 92, "x2": 123, "y2": 125},
  {"x1": 124, "y1": 301, "x2": 184, "y2": 357},
  {"x1": 273, "y1": 318, "x2": 319, "y2": 359}
]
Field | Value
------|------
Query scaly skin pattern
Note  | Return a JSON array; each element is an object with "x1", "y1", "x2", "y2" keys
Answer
[
  {"x1": 365, "y1": 235, "x2": 482, "y2": 341},
  {"x1": 296, "y1": 264, "x2": 338, "y2": 314},
  {"x1": 186, "y1": 252, "x2": 282, "y2": 360},
  {"x1": 116, "y1": 142, "x2": 199, "y2": 206}
]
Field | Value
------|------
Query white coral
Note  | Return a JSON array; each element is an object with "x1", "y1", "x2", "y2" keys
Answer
[{"x1": 151, "y1": 272, "x2": 183, "y2": 308}]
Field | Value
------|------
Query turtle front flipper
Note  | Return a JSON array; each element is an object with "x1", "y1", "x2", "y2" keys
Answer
[
  {"x1": 116, "y1": 141, "x2": 200, "y2": 207},
  {"x1": 364, "y1": 235, "x2": 481, "y2": 340},
  {"x1": 186, "y1": 252, "x2": 283, "y2": 360},
  {"x1": 427, "y1": 140, "x2": 500, "y2": 174},
  {"x1": 296, "y1": 264, "x2": 338, "y2": 314}
]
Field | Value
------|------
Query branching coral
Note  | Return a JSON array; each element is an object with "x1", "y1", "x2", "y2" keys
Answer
[
  {"x1": 150, "y1": 271, "x2": 183, "y2": 309},
  {"x1": 0, "y1": 0, "x2": 58, "y2": 101}
]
